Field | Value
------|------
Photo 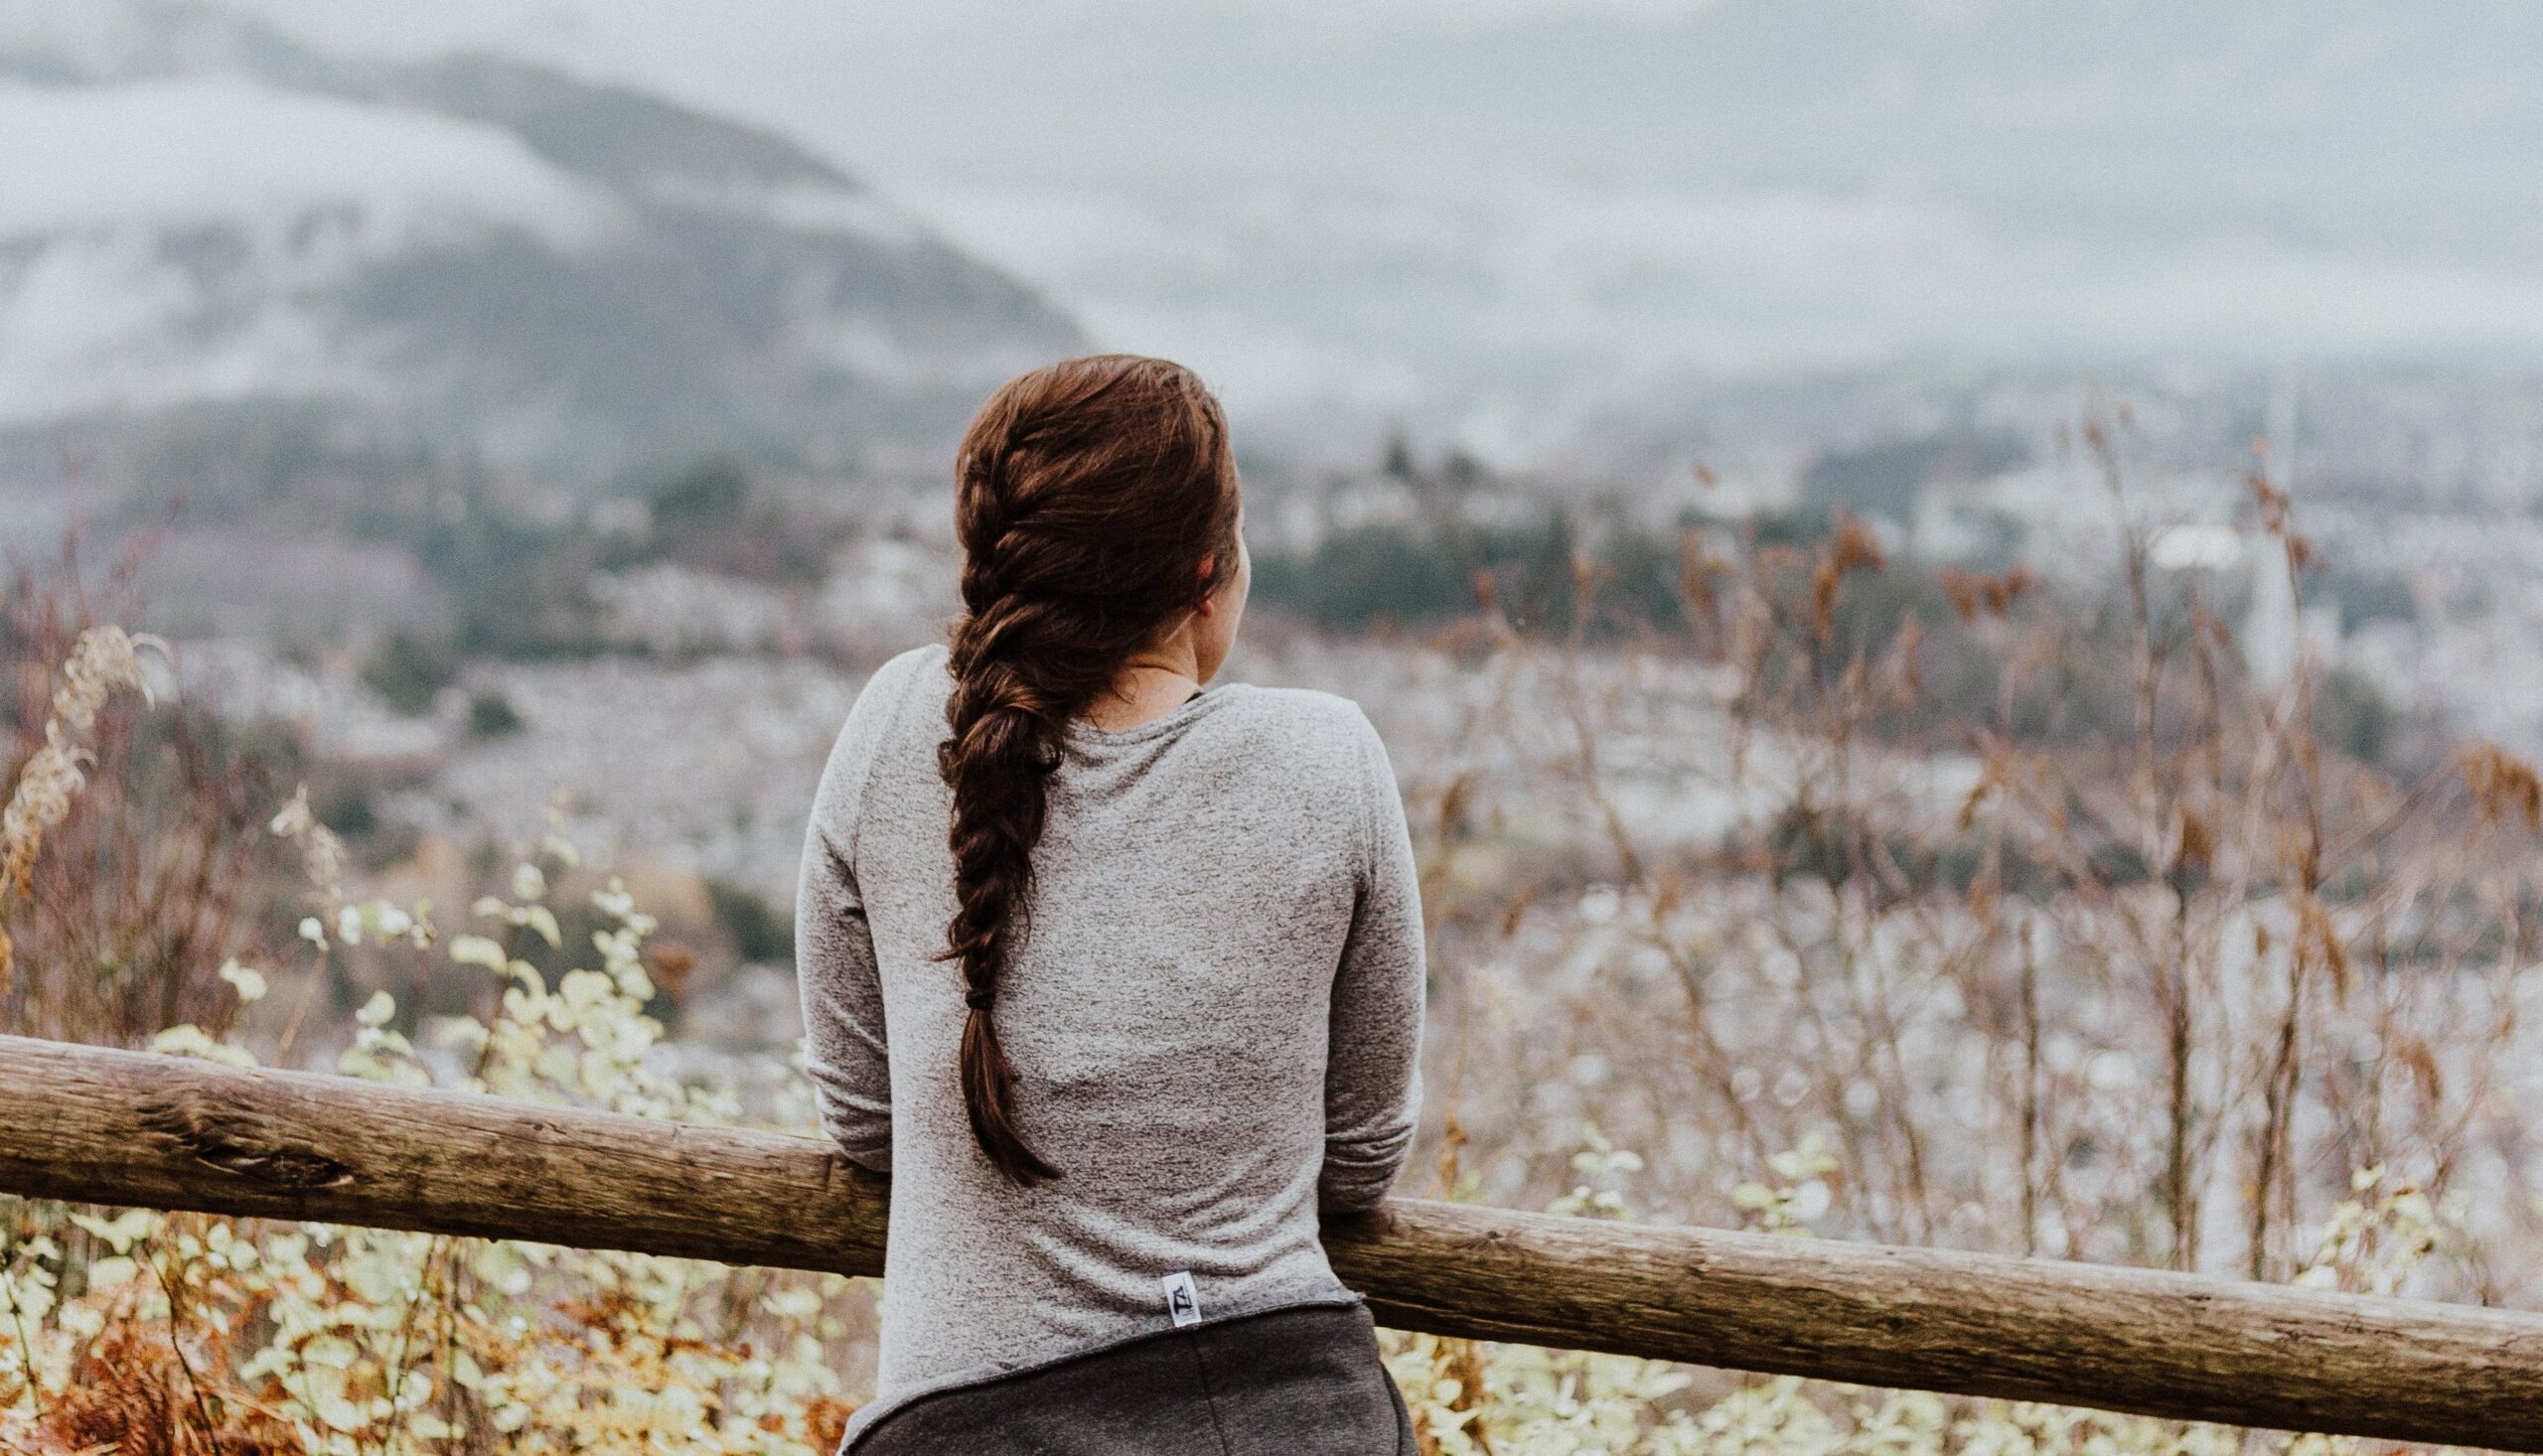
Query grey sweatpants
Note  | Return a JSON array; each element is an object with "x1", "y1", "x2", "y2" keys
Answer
[{"x1": 847, "y1": 1302, "x2": 1418, "y2": 1454}]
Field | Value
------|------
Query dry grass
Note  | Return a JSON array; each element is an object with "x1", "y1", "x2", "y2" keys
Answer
[{"x1": 2, "y1": 565, "x2": 291, "y2": 1048}]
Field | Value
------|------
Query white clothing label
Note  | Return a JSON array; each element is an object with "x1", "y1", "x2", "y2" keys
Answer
[{"x1": 1161, "y1": 1270, "x2": 1202, "y2": 1327}]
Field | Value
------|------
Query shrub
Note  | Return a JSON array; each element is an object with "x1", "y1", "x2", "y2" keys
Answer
[
  {"x1": 467, "y1": 689, "x2": 525, "y2": 739},
  {"x1": 705, "y1": 877, "x2": 794, "y2": 964},
  {"x1": 360, "y1": 632, "x2": 457, "y2": 716}
]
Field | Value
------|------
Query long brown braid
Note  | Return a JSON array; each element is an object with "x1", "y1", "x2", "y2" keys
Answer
[{"x1": 938, "y1": 355, "x2": 1241, "y2": 1184}]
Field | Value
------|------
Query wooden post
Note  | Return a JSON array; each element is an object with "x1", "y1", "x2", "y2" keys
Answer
[{"x1": 1, "y1": 1033, "x2": 2538, "y2": 1449}]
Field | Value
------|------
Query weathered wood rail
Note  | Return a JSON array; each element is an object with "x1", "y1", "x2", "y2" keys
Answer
[{"x1": 3, "y1": 1033, "x2": 2539, "y2": 1448}]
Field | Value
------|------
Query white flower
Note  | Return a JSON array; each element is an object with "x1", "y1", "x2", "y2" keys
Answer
[
  {"x1": 217, "y1": 957, "x2": 269, "y2": 1002},
  {"x1": 268, "y1": 785, "x2": 315, "y2": 838},
  {"x1": 450, "y1": 935, "x2": 509, "y2": 971},
  {"x1": 152, "y1": 1024, "x2": 259, "y2": 1068},
  {"x1": 69, "y1": 1208, "x2": 159, "y2": 1254}
]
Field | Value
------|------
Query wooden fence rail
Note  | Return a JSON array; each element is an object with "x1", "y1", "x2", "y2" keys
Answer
[{"x1": 1, "y1": 1033, "x2": 2538, "y2": 1449}]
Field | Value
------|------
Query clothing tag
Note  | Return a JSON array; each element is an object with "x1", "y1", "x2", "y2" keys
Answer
[{"x1": 1160, "y1": 1270, "x2": 1202, "y2": 1328}]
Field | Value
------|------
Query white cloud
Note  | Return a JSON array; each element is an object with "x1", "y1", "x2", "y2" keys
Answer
[
  {"x1": 0, "y1": 226, "x2": 388, "y2": 421},
  {"x1": 910, "y1": 160, "x2": 2543, "y2": 458},
  {"x1": 215, "y1": 0, "x2": 1728, "y2": 57},
  {"x1": 0, "y1": 74, "x2": 626, "y2": 423},
  {"x1": 0, "y1": 76, "x2": 622, "y2": 245},
  {"x1": 36, "y1": 1, "x2": 2543, "y2": 462}
]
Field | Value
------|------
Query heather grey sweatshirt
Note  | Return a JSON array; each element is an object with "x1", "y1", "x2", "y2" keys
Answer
[{"x1": 794, "y1": 644, "x2": 1425, "y2": 1435}]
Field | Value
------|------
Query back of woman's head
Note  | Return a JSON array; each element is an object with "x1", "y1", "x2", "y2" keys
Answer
[{"x1": 938, "y1": 354, "x2": 1241, "y2": 1184}]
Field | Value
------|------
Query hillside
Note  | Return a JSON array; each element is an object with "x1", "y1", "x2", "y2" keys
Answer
[{"x1": 0, "y1": 2, "x2": 1085, "y2": 501}]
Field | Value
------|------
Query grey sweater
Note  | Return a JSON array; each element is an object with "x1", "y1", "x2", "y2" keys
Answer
[{"x1": 795, "y1": 644, "x2": 1425, "y2": 1434}]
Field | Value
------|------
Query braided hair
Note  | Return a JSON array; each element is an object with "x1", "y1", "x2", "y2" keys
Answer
[{"x1": 939, "y1": 355, "x2": 1241, "y2": 1185}]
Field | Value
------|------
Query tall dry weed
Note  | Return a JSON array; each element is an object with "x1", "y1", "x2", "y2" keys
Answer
[{"x1": 2, "y1": 566, "x2": 290, "y2": 1047}]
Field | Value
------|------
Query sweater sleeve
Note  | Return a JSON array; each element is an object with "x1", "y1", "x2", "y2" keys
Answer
[
  {"x1": 794, "y1": 655, "x2": 921, "y2": 1173},
  {"x1": 1320, "y1": 710, "x2": 1426, "y2": 1212}
]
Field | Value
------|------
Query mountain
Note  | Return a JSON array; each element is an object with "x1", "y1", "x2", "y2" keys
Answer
[{"x1": 0, "y1": 2, "x2": 1085, "y2": 501}]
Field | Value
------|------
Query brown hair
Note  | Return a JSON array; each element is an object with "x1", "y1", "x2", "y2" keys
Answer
[{"x1": 938, "y1": 354, "x2": 1242, "y2": 1184}]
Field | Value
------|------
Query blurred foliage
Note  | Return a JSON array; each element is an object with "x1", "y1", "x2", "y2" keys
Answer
[
  {"x1": 602, "y1": 458, "x2": 837, "y2": 584},
  {"x1": 1798, "y1": 430, "x2": 2030, "y2": 517},
  {"x1": 1252, "y1": 510, "x2": 1683, "y2": 635},
  {"x1": 1255, "y1": 486, "x2": 2411, "y2": 772},
  {"x1": 467, "y1": 688, "x2": 526, "y2": 739},
  {"x1": 343, "y1": 458, "x2": 839, "y2": 664},
  {"x1": 359, "y1": 631, "x2": 458, "y2": 715},
  {"x1": 362, "y1": 501, "x2": 613, "y2": 660},
  {"x1": 705, "y1": 876, "x2": 795, "y2": 964},
  {"x1": 2314, "y1": 667, "x2": 2399, "y2": 766},
  {"x1": 2317, "y1": 565, "x2": 2420, "y2": 631}
]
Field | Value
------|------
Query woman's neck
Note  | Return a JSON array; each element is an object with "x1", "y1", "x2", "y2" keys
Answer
[{"x1": 1082, "y1": 652, "x2": 1204, "y2": 732}]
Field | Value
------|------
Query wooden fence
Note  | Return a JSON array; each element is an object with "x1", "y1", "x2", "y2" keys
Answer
[{"x1": 1, "y1": 1033, "x2": 2538, "y2": 1449}]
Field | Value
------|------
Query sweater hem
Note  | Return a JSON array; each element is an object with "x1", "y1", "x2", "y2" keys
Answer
[{"x1": 839, "y1": 1283, "x2": 1369, "y2": 1449}]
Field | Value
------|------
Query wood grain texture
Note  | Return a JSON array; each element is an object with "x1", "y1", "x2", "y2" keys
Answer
[{"x1": 2, "y1": 1033, "x2": 2538, "y2": 1449}]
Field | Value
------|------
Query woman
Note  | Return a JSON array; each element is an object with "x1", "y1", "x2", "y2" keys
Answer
[{"x1": 795, "y1": 355, "x2": 1426, "y2": 1452}]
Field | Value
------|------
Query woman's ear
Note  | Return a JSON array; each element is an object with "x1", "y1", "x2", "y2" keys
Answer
[{"x1": 1192, "y1": 552, "x2": 1223, "y2": 616}]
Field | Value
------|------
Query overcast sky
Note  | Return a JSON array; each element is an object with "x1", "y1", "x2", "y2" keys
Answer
[{"x1": 217, "y1": 0, "x2": 2543, "y2": 463}]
